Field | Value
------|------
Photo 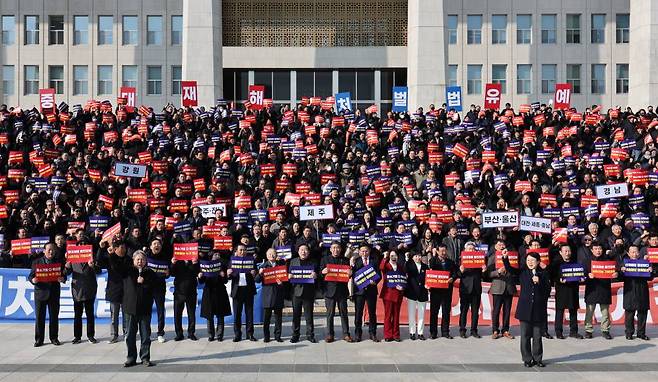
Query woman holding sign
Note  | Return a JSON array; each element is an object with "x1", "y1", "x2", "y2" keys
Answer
[
  {"x1": 379, "y1": 251, "x2": 405, "y2": 342},
  {"x1": 198, "y1": 251, "x2": 231, "y2": 342},
  {"x1": 405, "y1": 251, "x2": 428, "y2": 340}
]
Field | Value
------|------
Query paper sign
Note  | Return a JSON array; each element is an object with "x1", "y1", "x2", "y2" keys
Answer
[
  {"x1": 591, "y1": 260, "x2": 617, "y2": 279},
  {"x1": 623, "y1": 259, "x2": 652, "y2": 278},
  {"x1": 385, "y1": 271, "x2": 407, "y2": 288},
  {"x1": 425, "y1": 270, "x2": 451, "y2": 289},
  {"x1": 262, "y1": 265, "x2": 289, "y2": 285},
  {"x1": 173, "y1": 242, "x2": 199, "y2": 261},
  {"x1": 353, "y1": 265, "x2": 380, "y2": 291},
  {"x1": 482, "y1": 211, "x2": 519, "y2": 228},
  {"x1": 461, "y1": 251, "x2": 486, "y2": 268},
  {"x1": 299, "y1": 205, "x2": 334, "y2": 221},
  {"x1": 519, "y1": 215, "x2": 552, "y2": 234},
  {"x1": 324, "y1": 264, "x2": 351, "y2": 283},
  {"x1": 114, "y1": 162, "x2": 147, "y2": 178},
  {"x1": 66, "y1": 245, "x2": 93, "y2": 264},
  {"x1": 35, "y1": 263, "x2": 61, "y2": 282},
  {"x1": 596, "y1": 183, "x2": 628, "y2": 200},
  {"x1": 230, "y1": 256, "x2": 254, "y2": 273},
  {"x1": 289, "y1": 265, "x2": 315, "y2": 284},
  {"x1": 560, "y1": 263, "x2": 585, "y2": 282}
]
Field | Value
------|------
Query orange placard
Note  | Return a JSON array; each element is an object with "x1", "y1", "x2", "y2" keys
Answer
[{"x1": 425, "y1": 270, "x2": 451, "y2": 289}]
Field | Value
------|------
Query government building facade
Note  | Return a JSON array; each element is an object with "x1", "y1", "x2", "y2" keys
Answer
[{"x1": 0, "y1": 0, "x2": 655, "y2": 111}]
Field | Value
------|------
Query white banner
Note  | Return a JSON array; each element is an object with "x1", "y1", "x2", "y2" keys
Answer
[
  {"x1": 199, "y1": 203, "x2": 227, "y2": 218},
  {"x1": 481, "y1": 211, "x2": 519, "y2": 228},
  {"x1": 300, "y1": 205, "x2": 334, "y2": 221},
  {"x1": 519, "y1": 215, "x2": 552, "y2": 234},
  {"x1": 595, "y1": 183, "x2": 628, "y2": 200},
  {"x1": 114, "y1": 162, "x2": 147, "y2": 178}
]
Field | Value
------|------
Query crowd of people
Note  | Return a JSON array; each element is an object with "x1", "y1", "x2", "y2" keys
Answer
[{"x1": 1, "y1": 96, "x2": 658, "y2": 368}]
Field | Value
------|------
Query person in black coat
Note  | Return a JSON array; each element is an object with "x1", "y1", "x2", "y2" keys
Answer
[
  {"x1": 198, "y1": 251, "x2": 231, "y2": 341},
  {"x1": 320, "y1": 242, "x2": 353, "y2": 342},
  {"x1": 29, "y1": 243, "x2": 66, "y2": 347},
  {"x1": 456, "y1": 243, "x2": 487, "y2": 338},
  {"x1": 65, "y1": 247, "x2": 101, "y2": 344},
  {"x1": 621, "y1": 245, "x2": 655, "y2": 340},
  {"x1": 255, "y1": 248, "x2": 286, "y2": 342},
  {"x1": 171, "y1": 255, "x2": 200, "y2": 341},
  {"x1": 428, "y1": 244, "x2": 457, "y2": 339},
  {"x1": 288, "y1": 244, "x2": 319, "y2": 343},
  {"x1": 227, "y1": 244, "x2": 258, "y2": 341},
  {"x1": 351, "y1": 244, "x2": 381, "y2": 342},
  {"x1": 405, "y1": 251, "x2": 428, "y2": 340},
  {"x1": 549, "y1": 244, "x2": 584, "y2": 339},
  {"x1": 109, "y1": 249, "x2": 156, "y2": 367},
  {"x1": 97, "y1": 239, "x2": 127, "y2": 343},
  {"x1": 145, "y1": 238, "x2": 171, "y2": 343},
  {"x1": 581, "y1": 241, "x2": 616, "y2": 339},
  {"x1": 502, "y1": 251, "x2": 550, "y2": 367}
]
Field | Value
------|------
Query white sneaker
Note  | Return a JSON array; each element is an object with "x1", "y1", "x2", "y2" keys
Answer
[{"x1": 157, "y1": 335, "x2": 166, "y2": 343}]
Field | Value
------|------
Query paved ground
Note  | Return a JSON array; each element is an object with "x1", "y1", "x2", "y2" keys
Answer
[{"x1": 0, "y1": 321, "x2": 657, "y2": 381}]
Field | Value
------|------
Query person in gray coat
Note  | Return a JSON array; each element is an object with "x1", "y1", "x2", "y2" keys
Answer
[
  {"x1": 487, "y1": 240, "x2": 518, "y2": 339},
  {"x1": 65, "y1": 246, "x2": 101, "y2": 344}
]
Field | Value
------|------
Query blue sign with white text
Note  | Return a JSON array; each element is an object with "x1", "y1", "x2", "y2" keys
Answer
[
  {"x1": 392, "y1": 86, "x2": 408, "y2": 112},
  {"x1": 335, "y1": 92, "x2": 352, "y2": 113},
  {"x1": 445, "y1": 86, "x2": 463, "y2": 112}
]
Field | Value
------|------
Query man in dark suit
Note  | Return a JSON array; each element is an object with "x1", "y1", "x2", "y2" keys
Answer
[
  {"x1": 227, "y1": 244, "x2": 257, "y2": 341},
  {"x1": 288, "y1": 244, "x2": 318, "y2": 343},
  {"x1": 502, "y1": 251, "x2": 550, "y2": 367},
  {"x1": 171, "y1": 256, "x2": 200, "y2": 341},
  {"x1": 405, "y1": 251, "x2": 428, "y2": 340},
  {"x1": 65, "y1": 246, "x2": 101, "y2": 344},
  {"x1": 428, "y1": 245, "x2": 457, "y2": 339},
  {"x1": 457, "y1": 243, "x2": 487, "y2": 338},
  {"x1": 29, "y1": 243, "x2": 65, "y2": 347},
  {"x1": 255, "y1": 248, "x2": 285, "y2": 342},
  {"x1": 320, "y1": 242, "x2": 353, "y2": 342},
  {"x1": 109, "y1": 250, "x2": 156, "y2": 367},
  {"x1": 351, "y1": 244, "x2": 381, "y2": 342}
]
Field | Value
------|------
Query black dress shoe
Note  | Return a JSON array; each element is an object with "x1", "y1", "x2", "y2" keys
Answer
[
  {"x1": 442, "y1": 334, "x2": 454, "y2": 339},
  {"x1": 188, "y1": 334, "x2": 198, "y2": 341},
  {"x1": 232, "y1": 337, "x2": 241, "y2": 342},
  {"x1": 88, "y1": 337, "x2": 98, "y2": 344},
  {"x1": 584, "y1": 332, "x2": 593, "y2": 339},
  {"x1": 71, "y1": 338, "x2": 82, "y2": 344},
  {"x1": 263, "y1": 337, "x2": 270, "y2": 343},
  {"x1": 174, "y1": 335, "x2": 184, "y2": 341},
  {"x1": 51, "y1": 339, "x2": 62, "y2": 346},
  {"x1": 430, "y1": 334, "x2": 438, "y2": 339},
  {"x1": 524, "y1": 361, "x2": 533, "y2": 368},
  {"x1": 208, "y1": 336, "x2": 215, "y2": 342},
  {"x1": 290, "y1": 337, "x2": 299, "y2": 343},
  {"x1": 124, "y1": 361, "x2": 137, "y2": 368},
  {"x1": 470, "y1": 331, "x2": 481, "y2": 339},
  {"x1": 542, "y1": 333, "x2": 553, "y2": 339},
  {"x1": 307, "y1": 336, "x2": 318, "y2": 343},
  {"x1": 247, "y1": 335, "x2": 257, "y2": 341},
  {"x1": 535, "y1": 361, "x2": 546, "y2": 368},
  {"x1": 143, "y1": 360, "x2": 155, "y2": 367},
  {"x1": 370, "y1": 335, "x2": 380, "y2": 342},
  {"x1": 602, "y1": 332, "x2": 613, "y2": 340},
  {"x1": 418, "y1": 335, "x2": 426, "y2": 341},
  {"x1": 556, "y1": 333, "x2": 566, "y2": 340},
  {"x1": 275, "y1": 337, "x2": 283, "y2": 343},
  {"x1": 385, "y1": 338, "x2": 393, "y2": 342},
  {"x1": 638, "y1": 335, "x2": 650, "y2": 340},
  {"x1": 355, "y1": 336, "x2": 362, "y2": 342},
  {"x1": 394, "y1": 338, "x2": 401, "y2": 342},
  {"x1": 459, "y1": 331, "x2": 467, "y2": 339},
  {"x1": 108, "y1": 336, "x2": 119, "y2": 344},
  {"x1": 626, "y1": 334, "x2": 634, "y2": 340},
  {"x1": 410, "y1": 334, "x2": 416, "y2": 340},
  {"x1": 34, "y1": 342, "x2": 43, "y2": 348}
]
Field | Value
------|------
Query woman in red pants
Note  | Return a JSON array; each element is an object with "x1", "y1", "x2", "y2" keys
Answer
[{"x1": 380, "y1": 251, "x2": 406, "y2": 342}]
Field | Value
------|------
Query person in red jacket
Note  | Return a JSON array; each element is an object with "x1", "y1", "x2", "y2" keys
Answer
[{"x1": 380, "y1": 251, "x2": 405, "y2": 342}]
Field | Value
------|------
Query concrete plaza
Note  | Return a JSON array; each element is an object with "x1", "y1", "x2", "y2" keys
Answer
[{"x1": 0, "y1": 321, "x2": 656, "y2": 382}]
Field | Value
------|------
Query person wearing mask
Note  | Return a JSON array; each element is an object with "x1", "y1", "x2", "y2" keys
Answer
[
  {"x1": 550, "y1": 244, "x2": 584, "y2": 339},
  {"x1": 198, "y1": 251, "x2": 231, "y2": 342},
  {"x1": 29, "y1": 243, "x2": 66, "y2": 347},
  {"x1": 110, "y1": 250, "x2": 156, "y2": 367},
  {"x1": 288, "y1": 244, "x2": 318, "y2": 343},
  {"x1": 227, "y1": 244, "x2": 258, "y2": 342},
  {"x1": 351, "y1": 244, "x2": 381, "y2": 342},
  {"x1": 320, "y1": 242, "x2": 353, "y2": 343},
  {"x1": 379, "y1": 250, "x2": 405, "y2": 342},
  {"x1": 255, "y1": 248, "x2": 285, "y2": 342},
  {"x1": 171, "y1": 254, "x2": 200, "y2": 341},
  {"x1": 428, "y1": 244, "x2": 457, "y2": 339},
  {"x1": 621, "y1": 245, "x2": 654, "y2": 340},
  {"x1": 582, "y1": 241, "x2": 616, "y2": 339},
  {"x1": 65, "y1": 246, "x2": 101, "y2": 344},
  {"x1": 405, "y1": 251, "x2": 428, "y2": 340},
  {"x1": 501, "y1": 251, "x2": 550, "y2": 367}
]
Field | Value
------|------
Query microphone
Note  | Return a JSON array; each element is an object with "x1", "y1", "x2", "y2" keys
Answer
[{"x1": 532, "y1": 268, "x2": 536, "y2": 276}]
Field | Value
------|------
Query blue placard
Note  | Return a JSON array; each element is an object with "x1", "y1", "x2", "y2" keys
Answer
[
  {"x1": 385, "y1": 271, "x2": 407, "y2": 288},
  {"x1": 623, "y1": 259, "x2": 652, "y2": 278},
  {"x1": 230, "y1": 256, "x2": 254, "y2": 273},
  {"x1": 392, "y1": 86, "x2": 408, "y2": 112},
  {"x1": 322, "y1": 233, "x2": 342, "y2": 247},
  {"x1": 200, "y1": 259, "x2": 222, "y2": 277},
  {"x1": 88, "y1": 216, "x2": 110, "y2": 231},
  {"x1": 147, "y1": 258, "x2": 170, "y2": 277},
  {"x1": 30, "y1": 237, "x2": 50, "y2": 254},
  {"x1": 335, "y1": 92, "x2": 352, "y2": 113},
  {"x1": 445, "y1": 86, "x2": 463, "y2": 112},
  {"x1": 560, "y1": 263, "x2": 585, "y2": 282},
  {"x1": 353, "y1": 264, "x2": 381, "y2": 291},
  {"x1": 289, "y1": 265, "x2": 316, "y2": 284},
  {"x1": 274, "y1": 246, "x2": 292, "y2": 260}
]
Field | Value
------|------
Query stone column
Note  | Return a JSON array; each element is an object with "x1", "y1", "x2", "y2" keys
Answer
[
  {"x1": 407, "y1": 0, "x2": 446, "y2": 111},
  {"x1": 182, "y1": 0, "x2": 223, "y2": 106},
  {"x1": 628, "y1": 0, "x2": 658, "y2": 110}
]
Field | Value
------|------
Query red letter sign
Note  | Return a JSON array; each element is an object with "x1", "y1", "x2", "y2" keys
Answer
[
  {"x1": 119, "y1": 87, "x2": 136, "y2": 112},
  {"x1": 554, "y1": 83, "x2": 572, "y2": 110},
  {"x1": 181, "y1": 81, "x2": 198, "y2": 107},
  {"x1": 484, "y1": 83, "x2": 502, "y2": 110},
  {"x1": 248, "y1": 85, "x2": 265, "y2": 110},
  {"x1": 39, "y1": 89, "x2": 56, "y2": 114}
]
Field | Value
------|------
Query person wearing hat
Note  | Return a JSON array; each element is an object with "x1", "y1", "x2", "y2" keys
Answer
[{"x1": 501, "y1": 250, "x2": 550, "y2": 367}]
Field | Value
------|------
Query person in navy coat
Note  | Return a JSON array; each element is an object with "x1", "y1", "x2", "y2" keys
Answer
[{"x1": 502, "y1": 251, "x2": 551, "y2": 367}]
